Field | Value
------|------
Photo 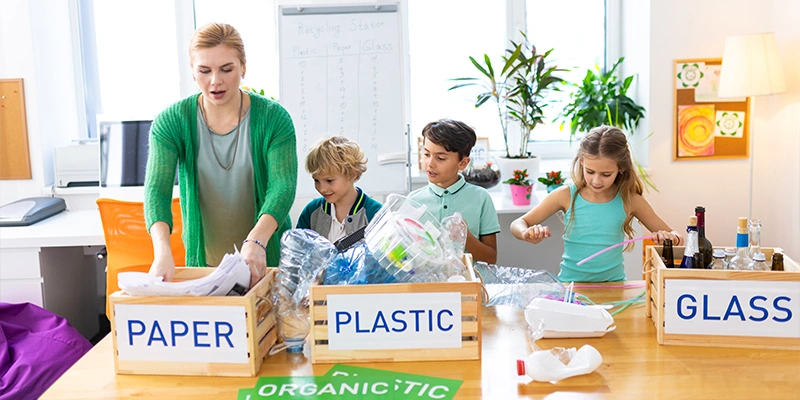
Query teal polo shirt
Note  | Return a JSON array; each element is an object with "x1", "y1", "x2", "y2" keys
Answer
[{"x1": 408, "y1": 174, "x2": 501, "y2": 239}]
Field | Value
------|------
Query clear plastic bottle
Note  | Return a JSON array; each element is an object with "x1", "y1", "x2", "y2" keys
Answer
[
  {"x1": 723, "y1": 248, "x2": 736, "y2": 270},
  {"x1": 747, "y1": 219, "x2": 762, "y2": 260},
  {"x1": 728, "y1": 217, "x2": 753, "y2": 271},
  {"x1": 711, "y1": 249, "x2": 725, "y2": 270},
  {"x1": 751, "y1": 252, "x2": 770, "y2": 271}
]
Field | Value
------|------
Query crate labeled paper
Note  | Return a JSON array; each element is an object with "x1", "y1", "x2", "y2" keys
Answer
[
  {"x1": 109, "y1": 267, "x2": 277, "y2": 376},
  {"x1": 645, "y1": 246, "x2": 799, "y2": 350},
  {"x1": 309, "y1": 260, "x2": 481, "y2": 364}
]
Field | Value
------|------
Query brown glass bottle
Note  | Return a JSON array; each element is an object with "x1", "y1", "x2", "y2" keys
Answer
[
  {"x1": 695, "y1": 206, "x2": 713, "y2": 268},
  {"x1": 772, "y1": 253, "x2": 784, "y2": 271},
  {"x1": 662, "y1": 239, "x2": 675, "y2": 268},
  {"x1": 693, "y1": 252, "x2": 705, "y2": 270}
]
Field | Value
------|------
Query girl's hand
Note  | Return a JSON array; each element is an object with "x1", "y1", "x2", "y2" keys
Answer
[
  {"x1": 149, "y1": 253, "x2": 176, "y2": 282},
  {"x1": 241, "y1": 240, "x2": 267, "y2": 288},
  {"x1": 652, "y1": 230, "x2": 682, "y2": 246},
  {"x1": 521, "y1": 224, "x2": 551, "y2": 244}
]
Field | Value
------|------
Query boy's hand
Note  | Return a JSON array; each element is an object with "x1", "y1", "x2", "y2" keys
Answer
[
  {"x1": 521, "y1": 224, "x2": 551, "y2": 244},
  {"x1": 652, "y1": 230, "x2": 682, "y2": 246}
]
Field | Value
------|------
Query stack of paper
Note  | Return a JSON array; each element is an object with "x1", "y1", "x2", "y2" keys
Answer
[{"x1": 118, "y1": 250, "x2": 251, "y2": 297}]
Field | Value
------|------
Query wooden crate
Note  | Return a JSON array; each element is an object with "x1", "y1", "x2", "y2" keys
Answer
[
  {"x1": 109, "y1": 267, "x2": 276, "y2": 376},
  {"x1": 308, "y1": 258, "x2": 482, "y2": 364},
  {"x1": 645, "y1": 246, "x2": 800, "y2": 350}
]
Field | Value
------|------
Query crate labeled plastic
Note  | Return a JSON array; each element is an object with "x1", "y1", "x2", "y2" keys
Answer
[
  {"x1": 645, "y1": 246, "x2": 799, "y2": 350},
  {"x1": 308, "y1": 256, "x2": 481, "y2": 364},
  {"x1": 109, "y1": 267, "x2": 276, "y2": 376}
]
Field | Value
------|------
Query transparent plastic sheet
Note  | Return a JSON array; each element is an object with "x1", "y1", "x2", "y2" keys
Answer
[
  {"x1": 364, "y1": 194, "x2": 468, "y2": 283},
  {"x1": 271, "y1": 229, "x2": 338, "y2": 352},
  {"x1": 474, "y1": 262, "x2": 567, "y2": 309}
]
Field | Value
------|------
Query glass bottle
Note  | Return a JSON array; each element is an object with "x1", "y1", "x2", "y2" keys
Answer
[
  {"x1": 747, "y1": 219, "x2": 762, "y2": 260},
  {"x1": 751, "y1": 252, "x2": 769, "y2": 271},
  {"x1": 723, "y1": 248, "x2": 736, "y2": 270},
  {"x1": 693, "y1": 252, "x2": 705, "y2": 270},
  {"x1": 695, "y1": 206, "x2": 713, "y2": 268},
  {"x1": 680, "y1": 216, "x2": 698, "y2": 269},
  {"x1": 711, "y1": 248, "x2": 725, "y2": 270},
  {"x1": 662, "y1": 238, "x2": 675, "y2": 268},
  {"x1": 728, "y1": 217, "x2": 753, "y2": 270},
  {"x1": 771, "y1": 253, "x2": 784, "y2": 271}
]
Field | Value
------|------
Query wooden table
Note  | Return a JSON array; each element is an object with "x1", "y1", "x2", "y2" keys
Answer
[{"x1": 42, "y1": 284, "x2": 800, "y2": 399}]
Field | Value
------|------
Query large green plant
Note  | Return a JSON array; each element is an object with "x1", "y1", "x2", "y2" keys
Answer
[
  {"x1": 506, "y1": 34, "x2": 566, "y2": 158},
  {"x1": 559, "y1": 57, "x2": 656, "y2": 191},
  {"x1": 448, "y1": 33, "x2": 564, "y2": 159},
  {"x1": 559, "y1": 57, "x2": 645, "y2": 138}
]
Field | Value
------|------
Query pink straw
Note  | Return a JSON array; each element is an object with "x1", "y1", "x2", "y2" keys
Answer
[{"x1": 576, "y1": 236, "x2": 650, "y2": 266}]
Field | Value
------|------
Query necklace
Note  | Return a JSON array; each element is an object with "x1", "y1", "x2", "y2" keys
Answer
[{"x1": 200, "y1": 89, "x2": 243, "y2": 170}]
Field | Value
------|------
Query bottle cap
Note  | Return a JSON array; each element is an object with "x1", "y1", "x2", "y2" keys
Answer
[
  {"x1": 663, "y1": 238, "x2": 672, "y2": 246},
  {"x1": 753, "y1": 252, "x2": 766, "y2": 261},
  {"x1": 695, "y1": 205, "x2": 705, "y2": 212},
  {"x1": 689, "y1": 216, "x2": 697, "y2": 226},
  {"x1": 713, "y1": 248, "x2": 725, "y2": 258},
  {"x1": 724, "y1": 247, "x2": 736, "y2": 255},
  {"x1": 737, "y1": 217, "x2": 748, "y2": 233},
  {"x1": 516, "y1": 359, "x2": 526, "y2": 376}
]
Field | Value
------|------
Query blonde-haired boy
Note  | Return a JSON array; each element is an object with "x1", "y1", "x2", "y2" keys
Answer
[{"x1": 297, "y1": 136, "x2": 382, "y2": 242}]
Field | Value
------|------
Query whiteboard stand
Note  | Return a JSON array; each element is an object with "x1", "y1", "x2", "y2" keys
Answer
[{"x1": 278, "y1": 3, "x2": 411, "y2": 197}]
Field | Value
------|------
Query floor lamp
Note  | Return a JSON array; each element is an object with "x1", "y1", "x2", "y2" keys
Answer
[{"x1": 718, "y1": 32, "x2": 787, "y2": 220}]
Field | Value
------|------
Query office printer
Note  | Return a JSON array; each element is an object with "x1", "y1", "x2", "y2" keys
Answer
[{"x1": 55, "y1": 142, "x2": 100, "y2": 187}]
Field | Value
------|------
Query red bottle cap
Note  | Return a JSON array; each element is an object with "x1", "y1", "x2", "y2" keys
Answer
[{"x1": 516, "y1": 359, "x2": 525, "y2": 376}]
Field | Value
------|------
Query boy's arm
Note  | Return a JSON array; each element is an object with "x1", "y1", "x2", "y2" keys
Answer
[
  {"x1": 630, "y1": 194, "x2": 682, "y2": 245},
  {"x1": 466, "y1": 232, "x2": 497, "y2": 264}
]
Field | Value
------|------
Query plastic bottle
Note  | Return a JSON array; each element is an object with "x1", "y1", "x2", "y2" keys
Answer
[
  {"x1": 516, "y1": 345, "x2": 603, "y2": 382},
  {"x1": 751, "y1": 252, "x2": 769, "y2": 271},
  {"x1": 711, "y1": 249, "x2": 725, "y2": 270}
]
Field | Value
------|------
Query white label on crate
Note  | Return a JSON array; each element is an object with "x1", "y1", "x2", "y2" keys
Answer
[
  {"x1": 664, "y1": 279, "x2": 800, "y2": 338},
  {"x1": 326, "y1": 292, "x2": 462, "y2": 350},
  {"x1": 115, "y1": 304, "x2": 249, "y2": 363}
]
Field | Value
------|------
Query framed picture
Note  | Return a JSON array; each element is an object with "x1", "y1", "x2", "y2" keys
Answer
[
  {"x1": 470, "y1": 137, "x2": 490, "y2": 166},
  {"x1": 673, "y1": 58, "x2": 750, "y2": 161}
]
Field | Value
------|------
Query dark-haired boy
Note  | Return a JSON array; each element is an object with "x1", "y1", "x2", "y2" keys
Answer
[{"x1": 408, "y1": 119, "x2": 500, "y2": 264}]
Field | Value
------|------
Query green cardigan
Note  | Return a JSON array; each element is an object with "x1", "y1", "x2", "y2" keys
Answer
[{"x1": 144, "y1": 93, "x2": 297, "y2": 267}]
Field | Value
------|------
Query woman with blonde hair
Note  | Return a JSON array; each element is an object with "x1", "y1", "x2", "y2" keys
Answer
[{"x1": 145, "y1": 22, "x2": 296, "y2": 287}]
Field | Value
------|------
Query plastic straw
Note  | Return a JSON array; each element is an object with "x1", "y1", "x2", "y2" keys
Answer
[{"x1": 576, "y1": 236, "x2": 650, "y2": 266}]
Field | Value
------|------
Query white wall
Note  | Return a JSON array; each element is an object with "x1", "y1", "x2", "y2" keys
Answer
[
  {"x1": 647, "y1": 0, "x2": 800, "y2": 259},
  {"x1": 0, "y1": 0, "x2": 81, "y2": 206}
]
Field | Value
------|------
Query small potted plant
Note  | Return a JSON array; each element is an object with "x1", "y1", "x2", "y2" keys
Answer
[
  {"x1": 538, "y1": 170, "x2": 565, "y2": 193},
  {"x1": 502, "y1": 169, "x2": 533, "y2": 206}
]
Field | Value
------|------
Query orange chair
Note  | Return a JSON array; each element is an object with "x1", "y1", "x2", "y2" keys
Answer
[{"x1": 97, "y1": 198, "x2": 185, "y2": 317}]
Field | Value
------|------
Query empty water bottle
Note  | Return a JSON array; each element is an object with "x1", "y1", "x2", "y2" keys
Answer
[{"x1": 272, "y1": 229, "x2": 338, "y2": 353}]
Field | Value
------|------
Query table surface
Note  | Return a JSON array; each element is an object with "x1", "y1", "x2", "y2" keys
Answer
[
  {"x1": 41, "y1": 284, "x2": 800, "y2": 399},
  {"x1": 0, "y1": 209, "x2": 104, "y2": 249}
]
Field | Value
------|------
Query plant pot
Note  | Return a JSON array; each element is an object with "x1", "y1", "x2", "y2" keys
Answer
[
  {"x1": 546, "y1": 184, "x2": 563, "y2": 193},
  {"x1": 509, "y1": 184, "x2": 533, "y2": 206},
  {"x1": 497, "y1": 156, "x2": 540, "y2": 197}
]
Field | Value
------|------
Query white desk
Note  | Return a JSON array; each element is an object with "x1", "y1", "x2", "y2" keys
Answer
[{"x1": 0, "y1": 209, "x2": 105, "y2": 339}]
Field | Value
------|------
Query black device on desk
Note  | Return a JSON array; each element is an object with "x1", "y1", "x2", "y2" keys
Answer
[{"x1": 0, "y1": 197, "x2": 66, "y2": 226}]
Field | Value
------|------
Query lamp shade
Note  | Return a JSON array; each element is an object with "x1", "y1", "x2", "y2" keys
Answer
[{"x1": 719, "y1": 32, "x2": 787, "y2": 98}]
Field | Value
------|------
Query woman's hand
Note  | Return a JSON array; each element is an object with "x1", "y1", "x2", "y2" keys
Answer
[
  {"x1": 241, "y1": 240, "x2": 267, "y2": 288},
  {"x1": 521, "y1": 224, "x2": 551, "y2": 244},
  {"x1": 149, "y1": 253, "x2": 176, "y2": 282},
  {"x1": 652, "y1": 230, "x2": 682, "y2": 246}
]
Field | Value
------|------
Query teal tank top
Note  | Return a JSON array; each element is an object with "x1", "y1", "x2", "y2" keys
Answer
[{"x1": 560, "y1": 183, "x2": 627, "y2": 282}]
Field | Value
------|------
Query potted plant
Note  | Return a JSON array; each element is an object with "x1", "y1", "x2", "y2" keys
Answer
[
  {"x1": 449, "y1": 33, "x2": 565, "y2": 194},
  {"x1": 538, "y1": 170, "x2": 565, "y2": 193},
  {"x1": 502, "y1": 169, "x2": 533, "y2": 206},
  {"x1": 558, "y1": 57, "x2": 656, "y2": 191}
]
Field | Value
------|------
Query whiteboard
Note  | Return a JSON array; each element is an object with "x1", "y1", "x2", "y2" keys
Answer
[{"x1": 278, "y1": 4, "x2": 409, "y2": 197}]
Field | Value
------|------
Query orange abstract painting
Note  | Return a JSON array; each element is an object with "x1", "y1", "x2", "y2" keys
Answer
[{"x1": 677, "y1": 105, "x2": 715, "y2": 157}]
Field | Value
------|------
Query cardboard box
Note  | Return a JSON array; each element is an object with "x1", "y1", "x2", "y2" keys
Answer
[
  {"x1": 109, "y1": 267, "x2": 276, "y2": 376},
  {"x1": 645, "y1": 246, "x2": 799, "y2": 350}
]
